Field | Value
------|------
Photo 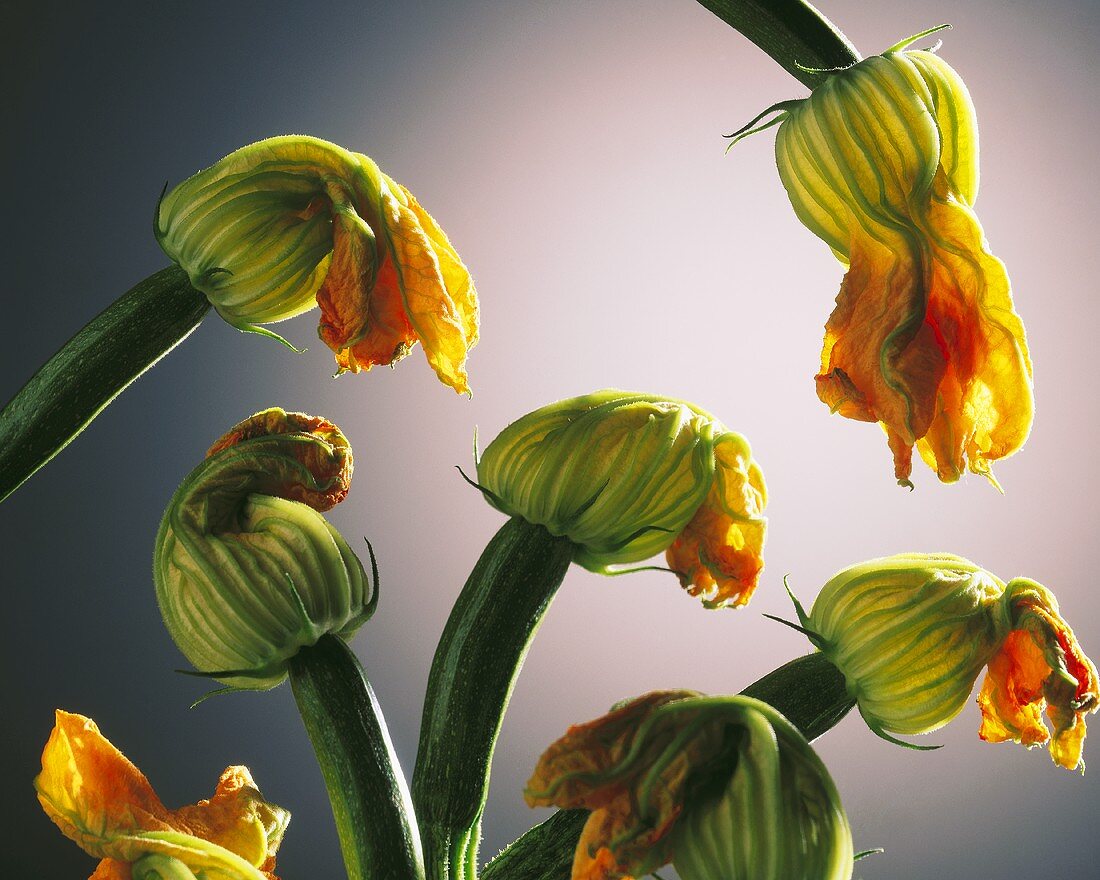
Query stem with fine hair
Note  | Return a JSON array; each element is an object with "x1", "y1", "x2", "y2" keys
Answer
[
  {"x1": 695, "y1": 0, "x2": 861, "y2": 88},
  {"x1": 0, "y1": 265, "x2": 209, "y2": 504},
  {"x1": 482, "y1": 651, "x2": 854, "y2": 880},
  {"x1": 289, "y1": 634, "x2": 425, "y2": 880},
  {"x1": 412, "y1": 516, "x2": 576, "y2": 880}
]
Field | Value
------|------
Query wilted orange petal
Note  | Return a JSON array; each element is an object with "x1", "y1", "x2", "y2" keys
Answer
[
  {"x1": 665, "y1": 437, "x2": 766, "y2": 609},
  {"x1": 206, "y1": 408, "x2": 352, "y2": 511},
  {"x1": 978, "y1": 630, "x2": 1051, "y2": 749},
  {"x1": 35, "y1": 711, "x2": 173, "y2": 861},
  {"x1": 336, "y1": 256, "x2": 418, "y2": 374},
  {"x1": 170, "y1": 767, "x2": 273, "y2": 868}
]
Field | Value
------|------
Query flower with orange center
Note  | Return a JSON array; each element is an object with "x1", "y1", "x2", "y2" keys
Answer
[
  {"x1": 760, "y1": 30, "x2": 1033, "y2": 487},
  {"x1": 802, "y1": 554, "x2": 1098, "y2": 769},
  {"x1": 524, "y1": 692, "x2": 853, "y2": 880},
  {"x1": 156, "y1": 135, "x2": 478, "y2": 393},
  {"x1": 476, "y1": 391, "x2": 767, "y2": 608},
  {"x1": 35, "y1": 711, "x2": 288, "y2": 880}
]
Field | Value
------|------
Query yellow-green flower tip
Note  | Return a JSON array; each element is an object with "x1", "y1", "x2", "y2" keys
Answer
[
  {"x1": 154, "y1": 408, "x2": 373, "y2": 689},
  {"x1": 476, "y1": 390, "x2": 768, "y2": 608}
]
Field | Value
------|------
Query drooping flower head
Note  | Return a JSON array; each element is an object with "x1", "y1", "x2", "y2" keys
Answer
[
  {"x1": 154, "y1": 408, "x2": 374, "y2": 689},
  {"x1": 156, "y1": 135, "x2": 478, "y2": 393},
  {"x1": 801, "y1": 553, "x2": 1098, "y2": 769},
  {"x1": 36, "y1": 711, "x2": 288, "y2": 880},
  {"x1": 476, "y1": 390, "x2": 768, "y2": 608},
  {"x1": 755, "y1": 29, "x2": 1033, "y2": 487},
  {"x1": 525, "y1": 692, "x2": 853, "y2": 880}
]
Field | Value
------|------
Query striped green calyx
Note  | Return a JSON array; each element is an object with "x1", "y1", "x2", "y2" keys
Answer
[
  {"x1": 155, "y1": 136, "x2": 348, "y2": 334},
  {"x1": 525, "y1": 692, "x2": 853, "y2": 880},
  {"x1": 475, "y1": 390, "x2": 768, "y2": 608},
  {"x1": 154, "y1": 408, "x2": 374, "y2": 689},
  {"x1": 804, "y1": 554, "x2": 1009, "y2": 739}
]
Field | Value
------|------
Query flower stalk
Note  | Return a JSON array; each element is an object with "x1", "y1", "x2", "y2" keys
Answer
[
  {"x1": 695, "y1": 0, "x2": 860, "y2": 88},
  {"x1": 413, "y1": 516, "x2": 575, "y2": 880},
  {"x1": 0, "y1": 265, "x2": 209, "y2": 503},
  {"x1": 289, "y1": 633, "x2": 425, "y2": 880}
]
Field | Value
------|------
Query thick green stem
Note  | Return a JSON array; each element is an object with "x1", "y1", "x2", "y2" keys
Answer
[
  {"x1": 289, "y1": 634, "x2": 425, "y2": 880},
  {"x1": 0, "y1": 265, "x2": 209, "y2": 503},
  {"x1": 695, "y1": 0, "x2": 861, "y2": 88},
  {"x1": 413, "y1": 517, "x2": 575, "y2": 880},
  {"x1": 482, "y1": 651, "x2": 854, "y2": 880}
]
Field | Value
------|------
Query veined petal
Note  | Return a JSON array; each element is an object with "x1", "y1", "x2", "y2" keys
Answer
[
  {"x1": 377, "y1": 170, "x2": 478, "y2": 393},
  {"x1": 36, "y1": 711, "x2": 173, "y2": 860},
  {"x1": 978, "y1": 582, "x2": 1099, "y2": 770},
  {"x1": 665, "y1": 433, "x2": 767, "y2": 608},
  {"x1": 36, "y1": 713, "x2": 288, "y2": 876}
]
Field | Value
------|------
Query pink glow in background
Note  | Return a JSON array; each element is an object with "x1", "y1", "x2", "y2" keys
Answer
[{"x1": 2, "y1": 1, "x2": 1097, "y2": 876}]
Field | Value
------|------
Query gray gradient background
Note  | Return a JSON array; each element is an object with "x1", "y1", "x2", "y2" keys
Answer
[{"x1": 2, "y1": 1, "x2": 1097, "y2": 876}]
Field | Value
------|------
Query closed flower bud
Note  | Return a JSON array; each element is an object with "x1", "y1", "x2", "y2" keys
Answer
[
  {"x1": 154, "y1": 408, "x2": 374, "y2": 689},
  {"x1": 476, "y1": 390, "x2": 768, "y2": 608},
  {"x1": 525, "y1": 692, "x2": 853, "y2": 880},
  {"x1": 769, "y1": 32, "x2": 1033, "y2": 487},
  {"x1": 804, "y1": 554, "x2": 1098, "y2": 769},
  {"x1": 156, "y1": 135, "x2": 478, "y2": 393}
]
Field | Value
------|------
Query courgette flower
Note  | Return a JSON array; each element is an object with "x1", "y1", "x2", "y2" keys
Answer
[
  {"x1": 525, "y1": 692, "x2": 853, "y2": 880},
  {"x1": 154, "y1": 408, "x2": 374, "y2": 689},
  {"x1": 476, "y1": 390, "x2": 768, "y2": 608},
  {"x1": 156, "y1": 135, "x2": 478, "y2": 393},
  {"x1": 801, "y1": 554, "x2": 1098, "y2": 769},
  {"x1": 764, "y1": 31, "x2": 1033, "y2": 487},
  {"x1": 35, "y1": 711, "x2": 288, "y2": 880}
]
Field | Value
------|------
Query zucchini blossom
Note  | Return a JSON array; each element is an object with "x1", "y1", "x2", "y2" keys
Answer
[
  {"x1": 769, "y1": 33, "x2": 1032, "y2": 487},
  {"x1": 154, "y1": 408, "x2": 374, "y2": 689},
  {"x1": 156, "y1": 135, "x2": 478, "y2": 393},
  {"x1": 803, "y1": 553, "x2": 1098, "y2": 770},
  {"x1": 477, "y1": 390, "x2": 768, "y2": 608},
  {"x1": 525, "y1": 692, "x2": 853, "y2": 880}
]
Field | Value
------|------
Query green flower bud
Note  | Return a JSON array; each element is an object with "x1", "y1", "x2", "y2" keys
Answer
[
  {"x1": 525, "y1": 692, "x2": 852, "y2": 880},
  {"x1": 806, "y1": 553, "x2": 1009, "y2": 738},
  {"x1": 476, "y1": 390, "x2": 768, "y2": 608},
  {"x1": 154, "y1": 408, "x2": 374, "y2": 689}
]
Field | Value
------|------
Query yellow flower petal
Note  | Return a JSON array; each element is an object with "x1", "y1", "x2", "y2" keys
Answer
[{"x1": 35, "y1": 712, "x2": 288, "y2": 877}]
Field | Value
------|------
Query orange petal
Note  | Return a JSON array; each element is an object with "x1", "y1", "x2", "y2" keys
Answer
[
  {"x1": 978, "y1": 597, "x2": 1099, "y2": 770},
  {"x1": 35, "y1": 711, "x2": 173, "y2": 861},
  {"x1": 665, "y1": 435, "x2": 766, "y2": 608},
  {"x1": 206, "y1": 408, "x2": 352, "y2": 511}
]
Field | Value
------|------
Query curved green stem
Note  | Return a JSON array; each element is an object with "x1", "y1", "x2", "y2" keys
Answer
[
  {"x1": 412, "y1": 517, "x2": 575, "y2": 880},
  {"x1": 0, "y1": 265, "x2": 209, "y2": 503},
  {"x1": 289, "y1": 634, "x2": 425, "y2": 880},
  {"x1": 695, "y1": 0, "x2": 861, "y2": 88},
  {"x1": 482, "y1": 651, "x2": 854, "y2": 880}
]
